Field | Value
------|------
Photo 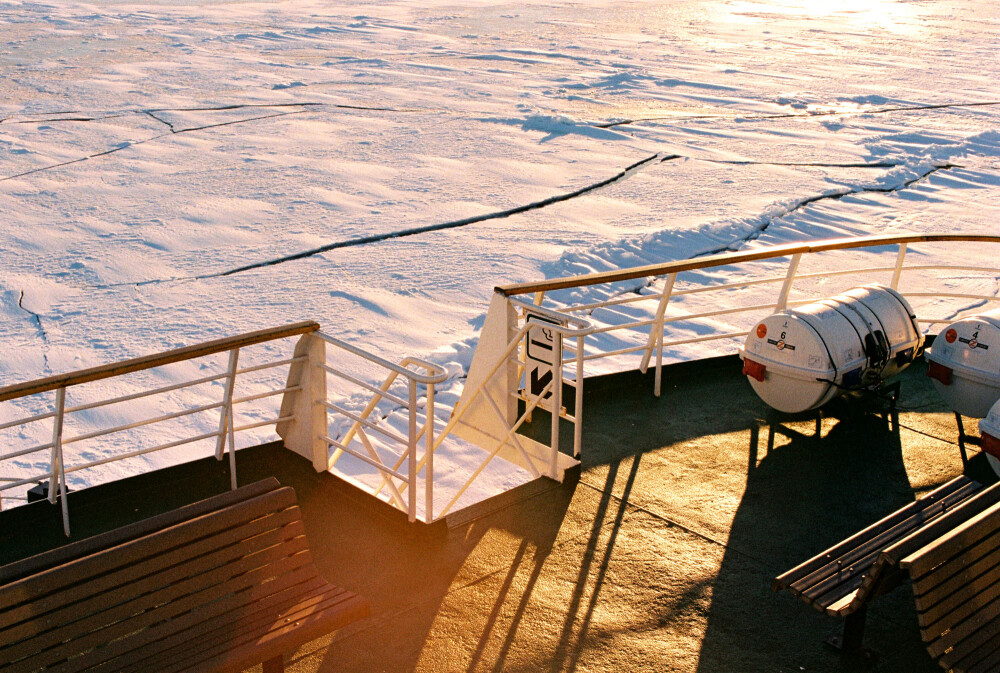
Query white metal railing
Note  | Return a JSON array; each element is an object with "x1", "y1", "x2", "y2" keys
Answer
[
  {"x1": 313, "y1": 302, "x2": 593, "y2": 523},
  {"x1": 0, "y1": 322, "x2": 318, "y2": 534},
  {"x1": 316, "y1": 331, "x2": 447, "y2": 522},
  {"x1": 497, "y1": 234, "x2": 1000, "y2": 396},
  {"x1": 3, "y1": 235, "x2": 999, "y2": 532}
]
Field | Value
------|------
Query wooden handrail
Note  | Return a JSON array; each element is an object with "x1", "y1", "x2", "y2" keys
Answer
[
  {"x1": 0, "y1": 321, "x2": 320, "y2": 403},
  {"x1": 496, "y1": 233, "x2": 1000, "y2": 296}
]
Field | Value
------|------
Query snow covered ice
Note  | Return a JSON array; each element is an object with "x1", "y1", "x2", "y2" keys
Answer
[{"x1": 1, "y1": 0, "x2": 999, "y2": 503}]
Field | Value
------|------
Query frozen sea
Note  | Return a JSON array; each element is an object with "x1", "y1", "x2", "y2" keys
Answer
[{"x1": 1, "y1": 0, "x2": 999, "y2": 500}]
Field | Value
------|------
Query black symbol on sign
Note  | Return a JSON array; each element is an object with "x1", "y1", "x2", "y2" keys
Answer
[
  {"x1": 958, "y1": 337, "x2": 990, "y2": 350},
  {"x1": 530, "y1": 368, "x2": 552, "y2": 396},
  {"x1": 767, "y1": 338, "x2": 796, "y2": 351}
]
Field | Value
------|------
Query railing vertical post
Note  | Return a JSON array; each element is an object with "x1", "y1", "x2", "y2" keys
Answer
[
  {"x1": 574, "y1": 334, "x2": 584, "y2": 458},
  {"x1": 425, "y1": 381, "x2": 435, "y2": 522},
  {"x1": 891, "y1": 243, "x2": 908, "y2": 290},
  {"x1": 227, "y1": 405, "x2": 238, "y2": 490},
  {"x1": 533, "y1": 291, "x2": 545, "y2": 306},
  {"x1": 50, "y1": 386, "x2": 70, "y2": 536},
  {"x1": 776, "y1": 254, "x2": 802, "y2": 311},
  {"x1": 654, "y1": 274, "x2": 676, "y2": 397},
  {"x1": 408, "y1": 378, "x2": 417, "y2": 523},
  {"x1": 640, "y1": 274, "x2": 676, "y2": 396},
  {"x1": 549, "y1": 332, "x2": 563, "y2": 478},
  {"x1": 523, "y1": 319, "x2": 534, "y2": 425},
  {"x1": 216, "y1": 348, "x2": 240, "y2": 461}
]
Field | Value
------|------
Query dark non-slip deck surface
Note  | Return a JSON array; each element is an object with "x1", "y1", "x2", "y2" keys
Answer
[{"x1": 2, "y1": 355, "x2": 994, "y2": 672}]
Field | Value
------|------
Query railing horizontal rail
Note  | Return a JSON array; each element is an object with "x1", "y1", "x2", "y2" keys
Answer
[
  {"x1": 901, "y1": 265, "x2": 1000, "y2": 274},
  {"x1": 64, "y1": 372, "x2": 228, "y2": 413},
  {"x1": 661, "y1": 303, "x2": 777, "y2": 324},
  {"x1": 324, "y1": 435, "x2": 406, "y2": 481},
  {"x1": 234, "y1": 415, "x2": 293, "y2": 433},
  {"x1": 588, "y1": 319, "x2": 656, "y2": 335},
  {"x1": 321, "y1": 364, "x2": 410, "y2": 408},
  {"x1": 497, "y1": 234, "x2": 1000, "y2": 296},
  {"x1": 0, "y1": 411, "x2": 56, "y2": 431},
  {"x1": 63, "y1": 430, "x2": 221, "y2": 474},
  {"x1": 235, "y1": 356, "x2": 305, "y2": 376},
  {"x1": 322, "y1": 400, "x2": 410, "y2": 445},
  {"x1": 232, "y1": 386, "x2": 299, "y2": 405},
  {"x1": 1, "y1": 471, "x2": 56, "y2": 492},
  {"x1": 63, "y1": 401, "x2": 224, "y2": 445},
  {"x1": 0, "y1": 441, "x2": 55, "y2": 462},
  {"x1": 0, "y1": 321, "x2": 320, "y2": 403},
  {"x1": 317, "y1": 332, "x2": 448, "y2": 384},
  {"x1": 902, "y1": 292, "x2": 1000, "y2": 301}
]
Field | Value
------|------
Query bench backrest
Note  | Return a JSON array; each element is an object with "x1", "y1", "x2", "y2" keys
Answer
[
  {"x1": 902, "y1": 499, "x2": 1000, "y2": 673},
  {"x1": 0, "y1": 479, "x2": 318, "y2": 673}
]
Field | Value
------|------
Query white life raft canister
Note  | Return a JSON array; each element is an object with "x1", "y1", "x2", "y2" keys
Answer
[
  {"x1": 739, "y1": 284, "x2": 923, "y2": 413},
  {"x1": 925, "y1": 308, "x2": 1000, "y2": 418},
  {"x1": 978, "y1": 399, "x2": 1000, "y2": 478}
]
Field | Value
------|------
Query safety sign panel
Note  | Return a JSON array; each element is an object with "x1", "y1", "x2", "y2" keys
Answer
[{"x1": 524, "y1": 312, "x2": 566, "y2": 404}]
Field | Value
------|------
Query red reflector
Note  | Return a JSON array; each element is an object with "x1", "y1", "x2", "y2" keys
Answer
[
  {"x1": 926, "y1": 361, "x2": 953, "y2": 385},
  {"x1": 742, "y1": 358, "x2": 766, "y2": 382},
  {"x1": 983, "y1": 432, "x2": 1000, "y2": 460}
]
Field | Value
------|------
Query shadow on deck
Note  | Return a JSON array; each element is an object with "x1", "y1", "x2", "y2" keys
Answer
[{"x1": 2, "y1": 355, "x2": 988, "y2": 672}]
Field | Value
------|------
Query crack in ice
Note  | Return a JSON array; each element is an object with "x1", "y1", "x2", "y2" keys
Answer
[
  {"x1": 596, "y1": 99, "x2": 1000, "y2": 129},
  {"x1": 589, "y1": 162, "x2": 960, "y2": 302},
  {"x1": 115, "y1": 153, "x2": 667, "y2": 286},
  {"x1": 698, "y1": 163, "x2": 958, "y2": 256},
  {"x1": 17, "y1": 290, "x2": 50, "y2": 374}
]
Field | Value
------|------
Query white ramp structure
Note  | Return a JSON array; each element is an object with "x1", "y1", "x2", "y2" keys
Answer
[{"x1": 281, "y1": 291, "x2": 592, "y2": 523}]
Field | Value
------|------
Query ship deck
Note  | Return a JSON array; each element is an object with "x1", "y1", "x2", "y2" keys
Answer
[{"x1": 3, "y1": 354, "x2": 993, "y2": 673}]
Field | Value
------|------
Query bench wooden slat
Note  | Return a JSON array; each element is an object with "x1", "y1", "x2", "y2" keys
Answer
[
  {"x1": 125, "y1": 580, "x2": 336, "y2": 673},
  {"x1": 902, "y1": 501, "x2": 1000, "y2": 579},
  {"x1": 0, "y1": 510, "x2": 304, "y2": 647},
  {"x1": 0, "y1": 478, "x2": 281, "y2": 586},
  {"x1": 923, "y1": 579, "x2": 1000, "y2": 658},
  {"x1": 918, "y1": 558, "x2": 1000, "y2": 642},
  {"x1": 789, "y1": 479, "x2": 994, "y2": 616},
  {"x1": 0, "y1": 480, "x2": 369, "y2": 673},
  {"x1": 1, "y1": 520, "x2": 309, "y2": 666},
  {"x1": 913, "y1": 530, "x2": 1000, "y2": 605},
  {"x1": 785, "y1": 479, "x2": 985, "y2": 600},
  {"x1": 914, "y1": 550, "x2": 1000, "y2": 617},
  {"x1": 934, "y1": 607, "x2": 1000, "y2": 667},
  {"x1": 154, "y1": 586, "x2": 369, "y2": 673},
  {"x1": 102, "y1": 576, "x2": 338, "y2": 673},
  {"x1": 881, "y1": 483, "x2": 1000, "y2": 567},
  {"x1": 182, "y1": 589, "x2": 370, "y2": 673},
  {"x1": 891, "y1": 497, "x2": 1000, "y2": 671},
  {"x1": 42, "y1": 553, "x2": 319, "y2": 673},
  {"x1": 0, "y1": 487, "x2": 297, "y2": 611},
  {"x1": 773, "y1": 476, "x2": 977, "y2": 593},
  {"x1": 962, "y1": 640, "x2": 1000, "y2": 673},
  {"x1": 10, "y1": 546, "x2": 314, "y2": 673}
]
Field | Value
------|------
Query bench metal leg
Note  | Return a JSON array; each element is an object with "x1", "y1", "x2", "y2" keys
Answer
[
  {"x1": 825, "y1": 606, "x2": 876, "y2": 662},
  {"x1": 263, "y1": 655, "x2": 284, "y2": 673},
  {"x1": 956, "y1": 412, "x2": 972, "y2": 468}
]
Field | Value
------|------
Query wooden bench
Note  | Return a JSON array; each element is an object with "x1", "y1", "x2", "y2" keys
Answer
[
  {"x1": 774, "y1": 475, "x2": 1000, "y2": 654},
  {"x1": 902, "y1": 498, "x2": 1000, "y2": 673},
  {"x1": 0, "y1": 478, "x2": 369, "y2": 673}
]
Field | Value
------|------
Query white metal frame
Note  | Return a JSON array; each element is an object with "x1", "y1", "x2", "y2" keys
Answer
[
  {"x1": 497, "y1": 237, "x2": 1000, "y2": 397},
  {"x1": 316, "y1": 331, "x2": 447, "y2": 523},
  {"x1": 0, "y1": 326, "x2": 313, "y2": 535}
]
